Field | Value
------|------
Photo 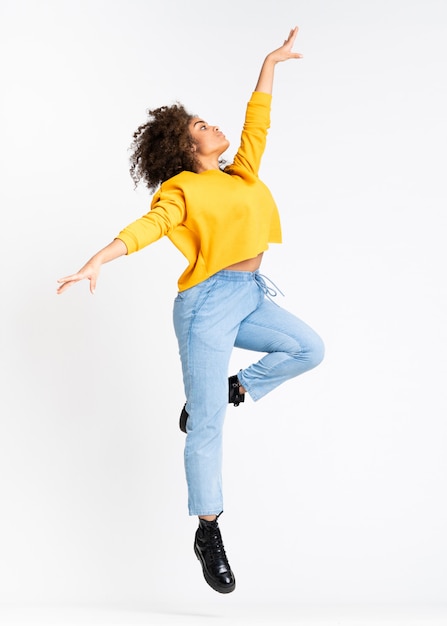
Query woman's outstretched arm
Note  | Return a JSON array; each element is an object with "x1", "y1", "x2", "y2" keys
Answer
[
  {"x1": 255, "y1": 26, "x2": 302, "y2": 94},
  {"x1": 57, "y1": 238, "x2": 128, "y2": 295}
]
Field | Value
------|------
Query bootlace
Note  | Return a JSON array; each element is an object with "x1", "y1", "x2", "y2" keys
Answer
[
  {"x1": 230, "y1": 377, "x2": 243, "y2": 407},
  {"x1": 206, "y1": 525, "x2": 229, "y2": 565}
]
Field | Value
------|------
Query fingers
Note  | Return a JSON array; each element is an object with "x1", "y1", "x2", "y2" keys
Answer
[
  {"x1": 56, "y1": 279, "x2": 77, "y2": 295},
  {"x1": 57, "y1": 272, "x2": 83, "y2": 285},
  {"x1": 56, "y1": 275, "x2": 78, "y2": 295},
  {"x1": 285, "y1": 26, "x2": 298, "y2": 44},
  {"x1": 267, "y1": 25, "x2": 302, "y2": 62},
  {"x1": 56, "y1": 278, "x2": 96, "y2": 295},
  {"x1": 56, "y1": 271, "x2": 97, "y2": 295},
  {"x1": 285, "y1": 26, "x2": 302, "y2": 59}
]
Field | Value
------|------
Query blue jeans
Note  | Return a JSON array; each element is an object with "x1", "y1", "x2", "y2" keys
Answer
[{"x1": 173, "y1": 270, "x2": 324, "y2": 516}]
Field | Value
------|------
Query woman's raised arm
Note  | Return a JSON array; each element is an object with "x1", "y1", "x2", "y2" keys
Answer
[{"x1": 255, "y1": 26, "x2": 302, "y2": 95}]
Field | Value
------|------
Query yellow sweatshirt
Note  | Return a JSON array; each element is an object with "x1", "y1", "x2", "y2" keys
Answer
[{"x1": 117, "y1": 91, "x2": 282, "y2": 291}]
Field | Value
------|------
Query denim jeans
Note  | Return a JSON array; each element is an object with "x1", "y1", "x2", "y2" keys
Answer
[{"x1": 173, "y1": 270, "x2": 324, "y2": 516}]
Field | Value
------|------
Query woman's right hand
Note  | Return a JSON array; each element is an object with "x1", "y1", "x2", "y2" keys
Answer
[
  {"x1": 57, "y1": 238, "x2": 127, "y2": 295},
  {"x1": 57, "y1": 259, "x2": 101, "y2": 295}
]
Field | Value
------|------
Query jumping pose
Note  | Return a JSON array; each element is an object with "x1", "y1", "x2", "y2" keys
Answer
[{"x1": 57, "y1": 27, "x2": 324, "y2": 594}]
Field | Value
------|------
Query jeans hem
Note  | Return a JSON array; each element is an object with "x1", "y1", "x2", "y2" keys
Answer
[{"x1": 188, "y1": 504, "x2": 224, "y2": 516}]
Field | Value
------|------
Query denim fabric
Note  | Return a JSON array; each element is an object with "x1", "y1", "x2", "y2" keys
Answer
[{"x1": 173, "y1": 270, "x2": 324, "y2": 516}]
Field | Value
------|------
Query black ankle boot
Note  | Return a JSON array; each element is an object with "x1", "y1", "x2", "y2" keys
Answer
[
  {"x1": 179, "y1": 375, "x2": 245, "y2": 433},
  {"x1": 228, "y1": 374, "x2": 245, "y2": 407},
  {"x1": 179, "y1": 404, "x2": 189, "y2": 433},
  {"x1": 194, "y1": 514, "x2": 235, "y2": 594}
]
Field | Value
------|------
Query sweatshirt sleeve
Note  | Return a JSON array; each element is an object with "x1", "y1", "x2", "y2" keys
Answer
[
  {"x1": 229, "y1": 91, "x2": 272, "y2": 177},
  {"x1": 116, "y1": 177, "x2": 186, "y2": 254}
]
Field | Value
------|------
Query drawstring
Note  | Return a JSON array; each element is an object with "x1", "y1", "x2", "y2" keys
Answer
[{"x1": 254, "y1": 272, "x2": 285, "y2": 303}]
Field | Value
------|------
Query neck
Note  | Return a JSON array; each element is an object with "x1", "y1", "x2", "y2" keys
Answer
[{"x1": 195, "y1": 156, "x2": 221, "y2": 173}]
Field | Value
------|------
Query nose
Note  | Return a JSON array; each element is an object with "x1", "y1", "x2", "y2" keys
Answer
[{"x1": 213, "y1": 125, "x2": 220, "y2": 132}]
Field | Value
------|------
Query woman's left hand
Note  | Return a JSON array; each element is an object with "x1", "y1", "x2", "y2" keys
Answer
[{"x1": 267, "y1": 26, "x2": 303, "y2": 64}]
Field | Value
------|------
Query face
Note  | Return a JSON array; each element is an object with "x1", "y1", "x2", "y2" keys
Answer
[{"x1": 189, "y1": 117, "x2": 230, "y2": 160}]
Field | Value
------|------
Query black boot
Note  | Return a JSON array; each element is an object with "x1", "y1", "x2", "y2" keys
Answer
[
  {"x1": 179, "y1": 404, "x2": 189, "y2": 433},
  {"x1": 194, "y1": 514, "x2": 236, "y2": 594},
  {"x1": 228, "y1": 374, "x2": 245, "y2": 407},
  {"x1": 179, "y1": 375, "x2": 245, "y2": 433}
]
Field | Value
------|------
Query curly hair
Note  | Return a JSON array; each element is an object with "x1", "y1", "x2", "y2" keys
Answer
[{"x1": 129, "y1": 103, "x2": 199, "y2": 192}]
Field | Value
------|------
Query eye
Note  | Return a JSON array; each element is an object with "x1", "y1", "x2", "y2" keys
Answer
[{"x1": 200, "y1": 125, "x2": 207, "y2": 130}]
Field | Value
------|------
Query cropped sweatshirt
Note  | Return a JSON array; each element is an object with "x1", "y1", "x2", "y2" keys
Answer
[{"x1": 117, "y1": 91, "x2": 282, "y2": 291}]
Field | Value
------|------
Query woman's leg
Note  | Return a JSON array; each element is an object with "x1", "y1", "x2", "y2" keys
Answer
[
  {"x1": 173, "y1": 273, "x2": 260, "y2": 516},
  {"x1": 235, "y1": 298, "x2": 325, "y2": 401},
  {"x1": 173, "y1": 272, "x2": 262, "y2": 595}
]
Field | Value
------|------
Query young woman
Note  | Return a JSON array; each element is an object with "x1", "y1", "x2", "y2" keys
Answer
[{"x1": 57, "y1": 27, "x2": 324, "y2": 594}]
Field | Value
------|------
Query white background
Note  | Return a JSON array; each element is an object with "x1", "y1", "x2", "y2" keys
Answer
[{"x1": 1, "y1": 0, "x2": 446, "y2": 621}]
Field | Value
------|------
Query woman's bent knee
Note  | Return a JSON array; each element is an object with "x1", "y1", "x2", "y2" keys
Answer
[
  {"x1": 293, "y1": 332, "x2": 325, "y2": 372},
  {"x1": 310, "y1": 333, "x2": 325, "y2": 369}
]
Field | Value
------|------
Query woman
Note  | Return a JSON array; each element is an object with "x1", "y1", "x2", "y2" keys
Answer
[{"x1": 57, "y1": 27, "x2": 324, "y2": 594}]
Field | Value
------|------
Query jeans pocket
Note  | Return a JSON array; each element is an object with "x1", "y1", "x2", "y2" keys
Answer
[{"x1": 173, "y1": 276, "x2": 217, "y2": 311}]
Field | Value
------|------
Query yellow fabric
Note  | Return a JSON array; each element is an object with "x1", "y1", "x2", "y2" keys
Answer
[{"x1": 117, "y1": 91, "x2": 282, "y2": 291}]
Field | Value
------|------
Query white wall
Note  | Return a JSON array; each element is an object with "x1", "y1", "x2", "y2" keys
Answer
[{"x1": 1, "y1": 0, "x2": 446, "y2": 609}]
